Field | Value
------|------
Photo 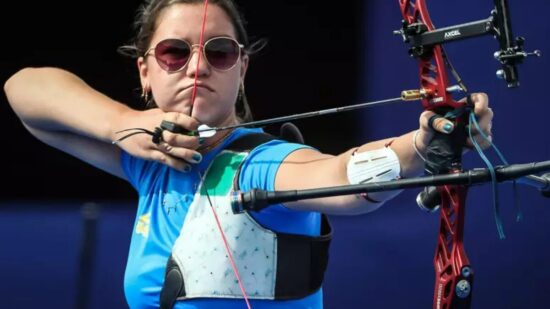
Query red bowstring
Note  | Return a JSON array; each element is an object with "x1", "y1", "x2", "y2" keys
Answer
[
  {"x1": 208, "y1": 200, "x2": 253, "y2": 309},
  {"x1": 195, "y1": 1, "x2": 252, "y2": 307}
]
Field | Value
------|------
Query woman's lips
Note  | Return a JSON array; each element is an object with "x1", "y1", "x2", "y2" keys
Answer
[{"x1": 182, "y1": 83, "x2": 214, "y2": 92}]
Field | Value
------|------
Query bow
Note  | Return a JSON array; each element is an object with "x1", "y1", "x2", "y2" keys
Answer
[
  {"x1": 227, "y1": 1, "x2": 546, "y2": 308},
  {"x1": 398, "y1": 1, "x2": 480, "y2": 307},
  {"x1": 182, "y1": 0, "x2": 547, "y2": 308},
  {"x1": 396, "y1": 0, "x2": 540, "y2": 307}
]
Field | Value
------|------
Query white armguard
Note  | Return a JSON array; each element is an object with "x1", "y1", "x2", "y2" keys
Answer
[{"x1": 346, "y1": 146, "x2": 403, "y2": 203}]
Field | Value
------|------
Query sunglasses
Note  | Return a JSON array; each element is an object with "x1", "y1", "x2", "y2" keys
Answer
[{"x1": 144, "y1": 36, "x2": 244, "y2": 72}]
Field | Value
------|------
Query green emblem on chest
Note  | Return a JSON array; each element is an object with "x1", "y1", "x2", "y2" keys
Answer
[{"x1": 201, "y1": 151, "x2": 247, "y2": 197}]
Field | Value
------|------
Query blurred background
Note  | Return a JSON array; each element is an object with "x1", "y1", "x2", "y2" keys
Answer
[{"x1": 1, "y1": 0, "x2": 549, "y2": 308}]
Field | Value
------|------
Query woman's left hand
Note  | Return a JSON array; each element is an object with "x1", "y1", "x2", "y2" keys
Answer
[{"x1": 416, "y1": 92, "x2": 494, "y2": 151}]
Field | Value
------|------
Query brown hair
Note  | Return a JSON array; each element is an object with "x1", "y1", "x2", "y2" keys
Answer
[{"x1": 119, "y1": 0, "x2": 266, "y2": 122}]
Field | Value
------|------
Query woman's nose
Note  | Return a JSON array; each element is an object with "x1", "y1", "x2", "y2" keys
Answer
[{"x1": 186, "y1": 46, "x2": 210, "y2": 77}]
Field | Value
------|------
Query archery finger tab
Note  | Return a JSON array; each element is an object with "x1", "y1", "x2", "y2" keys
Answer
[
  {"x1": 161, "y1": 120, "x2": 185, "y2": 134},
  {"x1": 161, "y1": 120, "x2": 201, "y2": 137},
  {"x1": 152, "y1": 127, "x2": 164, "y2": 144}
]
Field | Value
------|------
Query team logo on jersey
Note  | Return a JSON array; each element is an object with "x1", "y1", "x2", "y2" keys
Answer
[{"x1": 136, "y1": 213, "x2": 151, "y2": 238}]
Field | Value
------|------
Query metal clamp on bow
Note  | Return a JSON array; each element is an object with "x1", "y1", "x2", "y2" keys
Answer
[{"x1": 395, "y1": 0, "x2": 541, "y2": 89}]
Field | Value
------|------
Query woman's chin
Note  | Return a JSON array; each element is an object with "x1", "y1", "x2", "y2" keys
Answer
[
  {"x1": 191, "y1": 111, "x2": 216, "y2": 126},
  {"x1": 193, "y1": 111, "x2": 236, "y2": 127},
  {"x1": 163, "y1": 103, "x2": 192, "y2": 116}
]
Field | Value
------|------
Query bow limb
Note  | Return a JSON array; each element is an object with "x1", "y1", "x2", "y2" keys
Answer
[
  {"x1": 399, "y1": 1, "x2": 472, "y2": 308},
  {"x1": 399, "y1": 0, "x2": 462, "y2": 110}
]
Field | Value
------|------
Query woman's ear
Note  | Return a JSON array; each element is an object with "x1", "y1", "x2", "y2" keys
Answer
[
  {"x1": 137, "y1": 56, "x2": 150, "y2": 89},
  {"x1": 240, "y1": 54, "x2": 249, "y2": 80}
]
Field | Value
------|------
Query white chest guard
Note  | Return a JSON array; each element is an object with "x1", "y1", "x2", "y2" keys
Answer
[
  {"x1": 159, "y1": 133, "x2": 332, "y2": 309},
  {"x1": 172, "y1": 151, "x2": 278, "y2": 299}
]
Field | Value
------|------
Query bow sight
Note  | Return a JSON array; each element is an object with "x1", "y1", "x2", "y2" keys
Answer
[{"x1": 394, "y1": 0, "x2": 541, "y2": 88}]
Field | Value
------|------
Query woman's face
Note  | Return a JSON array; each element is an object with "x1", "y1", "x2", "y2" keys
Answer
[{"x1": 138, "y1": 3, "x2": 248, "y2": 127}]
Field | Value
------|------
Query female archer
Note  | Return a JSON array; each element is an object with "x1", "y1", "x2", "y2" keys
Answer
[{"x1": 3, "y1": 0, "x2": 493, "y2": 308}]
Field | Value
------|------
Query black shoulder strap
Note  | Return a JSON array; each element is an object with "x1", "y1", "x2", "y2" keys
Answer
[
  {"x1": 225, "y1": 132, "x2": 277, "y2": 152},
  {"x1": 226, "y1": 121, "x2": 305, "y2": 152}
]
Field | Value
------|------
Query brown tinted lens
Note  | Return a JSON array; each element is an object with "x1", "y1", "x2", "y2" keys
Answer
[
  {"x1": 155, "y1": 39, "x2": 191, "y2": 72},
  {"x1": 204, "y1": 38, "x2": 240, "y2": 70}
]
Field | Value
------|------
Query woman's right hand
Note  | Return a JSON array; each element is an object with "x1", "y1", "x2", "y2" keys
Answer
[{"x1": 114, "y1": 108, "x2": 202, "y2": 172}]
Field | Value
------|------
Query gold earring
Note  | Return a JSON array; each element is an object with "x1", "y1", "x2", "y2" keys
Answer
[
  {"x1": 238, "y1": 82, "x2": 245, "y2": 101},
  {"x1": 141, "y1": 87, "x2": 149, "y2": 102}
]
